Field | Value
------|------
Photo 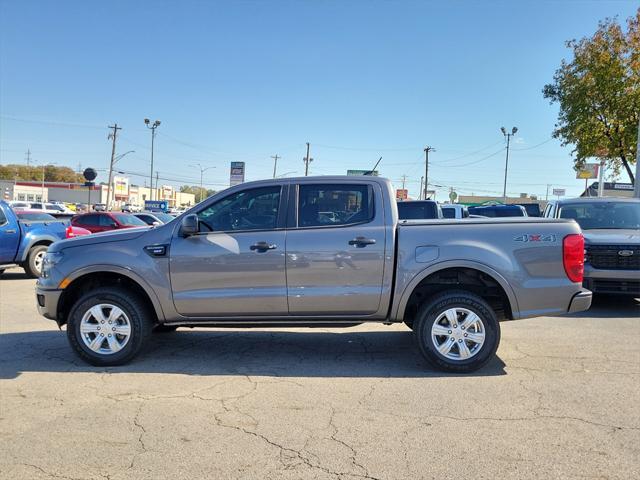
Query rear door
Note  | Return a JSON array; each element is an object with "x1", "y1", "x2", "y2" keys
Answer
[
  {"x1": 285, "y1": 182, "x2": 386, "y2": 315},
  {"x1": 169, "y1": 185, "x2": 288, "y2": 317}
]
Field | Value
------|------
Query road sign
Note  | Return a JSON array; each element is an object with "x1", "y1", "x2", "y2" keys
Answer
[
  {"x1": 552, "y1": 188, "x2": 566, "y2": 196},
  {"x1": 347, "y1": 170, "x2": 379, "y2": 176},
  {"x1": 230, "y1": 162, "x2": 245, "y2": 186},
  {"x1": 576, "y1": 164, "x2": 599, "y2": 179},
  {"x1": 83, "y1": 168, "x2": 97, "y2": 182},
  {"x1": 396, "y1": 189, "x2": 408, "y2": 200},
  {"x1": 449, "y1": 190, "x2": 457, "y2": 202}
]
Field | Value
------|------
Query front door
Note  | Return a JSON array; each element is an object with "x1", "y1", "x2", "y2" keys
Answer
[
  {"x1": 286, "y1": 183, "x2": 386, "y2": 315},
  {"x1": 0, "y1": 208, "x2": 20, "y2": 264},
  {"x1": 169, "y1": 185, "x2": 288, "y2": 317}
]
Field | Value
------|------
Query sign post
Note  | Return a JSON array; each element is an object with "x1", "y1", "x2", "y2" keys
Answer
[
  {"x1": 552, "y1": 188, "x2": 566, "y2": 199},
  {"x1": 230, "y1": 162, "x2": 245, "y2": 187}
]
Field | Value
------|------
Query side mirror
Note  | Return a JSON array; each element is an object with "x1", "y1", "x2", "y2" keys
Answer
[
  {"x1": 152, "y1": 221, "x2": 161, "y2": 226},
  {"x1": 179, "y1": 214, "x2": 199, "y2": 237}
]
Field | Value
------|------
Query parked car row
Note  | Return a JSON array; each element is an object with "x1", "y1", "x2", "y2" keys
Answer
[{"x1": 395, "y1": 196, "x2": 639, "y2": 298}]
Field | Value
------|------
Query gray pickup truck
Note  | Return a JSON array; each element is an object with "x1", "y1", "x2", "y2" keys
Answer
[{"x1": 36, "y1": 176, "x2": 591, "y2": 372}]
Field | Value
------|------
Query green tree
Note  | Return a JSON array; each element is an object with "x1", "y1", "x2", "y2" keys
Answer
[
  {"x1": 543, "y1": 10, "x2": 639, "y2": 183},
  {"x1": 0, "y1": 164, "x2": 84, "y2": 183},
  {"x1": 179, "y1": 184, "x2": 216, "y2": 201}
]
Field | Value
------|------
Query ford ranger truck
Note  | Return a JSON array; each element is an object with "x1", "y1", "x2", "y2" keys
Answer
[{"x1": 35, "y1": 177, "x2": 592, "y2": 372}]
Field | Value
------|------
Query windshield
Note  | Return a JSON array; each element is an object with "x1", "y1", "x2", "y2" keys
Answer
[
  {"x1": 113, "y1": 213, "x2": 148, "y2": 226},
  {"x1": 16, "y1": 212, "x2": 58, "y2": 221},
  {"x1": 559, "y1": 202, "x2": 640, "y2": 230},
  {"x1": 153, "y1": 212, "x2": 175, "y2": 223}
]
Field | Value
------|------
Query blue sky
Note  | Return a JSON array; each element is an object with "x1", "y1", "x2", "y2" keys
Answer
[{"x1": 1, "y1": 0, "x2": 637, "y2": 200}]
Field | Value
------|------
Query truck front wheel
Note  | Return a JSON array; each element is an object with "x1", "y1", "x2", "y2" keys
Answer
[
  {"x1": 414, "y1": 290, "x2": 500, "y2": 373},
  {"x1": 66, "y1": 288, "x2": 153, "y2": 366}
]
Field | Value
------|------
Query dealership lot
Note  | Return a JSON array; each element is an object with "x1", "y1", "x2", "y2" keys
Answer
[{"x1": 1, "y1": 270, "x2": 638, "y2": 480}]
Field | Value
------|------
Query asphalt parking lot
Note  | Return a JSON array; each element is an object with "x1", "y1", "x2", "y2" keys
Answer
[{"x1": 1, "y1": 269, "x2": 639, "y2": 480}]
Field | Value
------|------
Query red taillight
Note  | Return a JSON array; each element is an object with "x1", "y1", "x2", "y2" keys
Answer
[
  {"x1": 65, "y1": 226, "x2": 76, "y2": 239},
  {"x1": 563, "y1": 234, "x2": 584, "y2": 283}
]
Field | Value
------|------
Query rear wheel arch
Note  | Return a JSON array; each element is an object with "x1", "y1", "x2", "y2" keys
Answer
[
  {"x1": 57, "y1": 270, "x2": 163, "y2": 326},
  {"x1": 399, "y1": 263, "x2": 517, "y2": 328}
]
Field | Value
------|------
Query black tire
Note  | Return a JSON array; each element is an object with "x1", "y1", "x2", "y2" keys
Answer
[
  {"x1": 66, "y1": 288, "x2": 153, "y2": 366},
  {"x1": 24, "y1": 245, "x2": 49, "y2": 278},
  {"x1": 153, "y1": 325, "x2": 178, "y2": 333},
  {"x1": 414, "y1": 290, "x2": 500, "y2": 373}
]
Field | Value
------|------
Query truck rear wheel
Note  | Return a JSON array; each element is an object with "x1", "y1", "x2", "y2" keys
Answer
[
  {"x1": 66, "y1": 288, "x2": 153, "y2": 366},
  {"x1": 24, "y1": 245, "x2": 48, "y2": 278},
  {"x1": 414, "y1": 290, "x2": 500, "y2": 373}
]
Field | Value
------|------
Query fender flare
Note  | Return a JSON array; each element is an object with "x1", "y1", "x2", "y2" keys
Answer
[
  {"x1": 19, "y1": 236, "x2": 59, "y2": 262},
  {"x1": 392, "y1": 260, "x2": 521, "y2": 321},
  {"x1": 62, "y1": 264, "x2": 166, "y2": 321}
]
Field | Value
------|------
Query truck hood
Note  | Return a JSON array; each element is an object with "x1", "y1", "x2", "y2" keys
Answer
[
  {"x1": 583, "y1": 229, "x2": 640, "y2": 245},
  {"x1": 50, "y1": 227, "x2": 150, "y2": 252}
]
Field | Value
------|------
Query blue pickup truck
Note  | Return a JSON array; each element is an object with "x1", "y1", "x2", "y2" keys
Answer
[{"x1": 0, "y1": 201, "x2": 69, "y2": 277}]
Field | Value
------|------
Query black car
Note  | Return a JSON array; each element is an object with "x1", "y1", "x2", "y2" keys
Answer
[
  {"x1": 397, "y1": 200, "x2": 442, "y2": 220},
  {"x1": 467, "y1": 205, "x2": 528, "y2": 217},
  {"x1": 515, "y1": 203, "x2": 541, "y2": 217}
]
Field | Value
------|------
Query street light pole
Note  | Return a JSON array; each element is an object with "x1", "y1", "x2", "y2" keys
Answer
[
  {"x1": 190, "y1": 163, "x2": 216, "y2": 203},
  {"x1": 144, "y1": 119, "x2": 161, "y2": 201},
  {"x1": 501, "y1": 126, "x2": 518, "y2": 204},
  {"x1": 271, "y1": 154, "x2": 280, "y2": 179}
]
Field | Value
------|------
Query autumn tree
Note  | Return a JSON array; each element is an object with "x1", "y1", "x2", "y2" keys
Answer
[{"x1": 543, "y1": 10, "x2": 639, "y2": 183}]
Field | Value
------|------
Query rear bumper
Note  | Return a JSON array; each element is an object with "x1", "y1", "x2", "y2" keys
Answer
[
  {"x1": 568, "y1": 289, "x2": 592, "y2": 313},
  {"x1": 35, "y1": 286, "x2": 62, "y2": 321}
]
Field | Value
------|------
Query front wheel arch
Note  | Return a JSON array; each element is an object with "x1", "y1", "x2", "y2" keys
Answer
[{"x1": 57, "y1": 271, "x2": 161, "y2": 327}]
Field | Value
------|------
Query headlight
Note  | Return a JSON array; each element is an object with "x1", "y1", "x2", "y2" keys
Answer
[{"x1": 41, "y1": 252, "x2": 63, "y2": 278}]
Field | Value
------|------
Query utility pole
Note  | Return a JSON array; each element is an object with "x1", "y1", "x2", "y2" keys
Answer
[
  {"x1": 423, "y1": 147, "x2": 434, "y2": 199},
  {"x1": 634, "y1": 115, "x2": 639, "y2": 198},
  {"x1": 106, "y1": 124, "x2": 121, "y2": 211},
  {"x1": 25, "y1": 149, "x2": 31, "y2": 166},
  {"x1": 419, "y1": 176, "x2": 424, "y2": 200},
  {"x1": 501, "y1": 126, "x2": 518, "y2": 204},
  {"x1": 144, "y1": 118, "x2": 161, "y2": 200},
  {"x1": 545, "y1": 184, "x2": 551, "y2": 201},
  {"x1": 399, "y1": 174, "x2": 408, "y2": 202},
  {"x1": 271, "y1": 154, "x2": 280, "y2": 179},
  {"x1": 597, "y1": 159, "x2": 605, "y2": 197},
  {"x1": 303, "y1": 142, "x2": 313, "y2": 176}
]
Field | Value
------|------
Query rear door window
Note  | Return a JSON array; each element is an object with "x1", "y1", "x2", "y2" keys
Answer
[{"x1": 297, "y1": 184, "x2": 373, "y2": 228}]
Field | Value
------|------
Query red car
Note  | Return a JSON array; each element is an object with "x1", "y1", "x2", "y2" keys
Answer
[
  {"x1": 71, "y1": 212, "x2": 148, "y2": 233},
  {"x1": 14, "y1": 210, "x2": 92, "y2": 239}
]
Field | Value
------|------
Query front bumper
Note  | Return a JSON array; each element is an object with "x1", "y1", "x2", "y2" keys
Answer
[
  {"x1": 568, "y1": 289, "x2": 593, "y2": 313},
  {"x1": 35, "y1": 285, "x2": 62, "y2": 321},
  {"x1": 583, "y1": 265, "x2": 640, "y2": 296}
]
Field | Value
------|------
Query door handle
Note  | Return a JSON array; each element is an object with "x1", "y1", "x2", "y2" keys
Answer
[
  {"x1": 4, "y1": 229, "x2": 17, "y2": 234},
  {"x1": 250, "y1": 241, "x2": 277, "y2": 252},
  {"x1": 348, "y1": 237, "x2": 376, "y2": 248}
]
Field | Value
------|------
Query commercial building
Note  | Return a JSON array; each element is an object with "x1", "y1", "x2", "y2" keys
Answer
[
  {"x1": 456, "y1": 194, "x2": 541, "y2": 206},
  {"x1": 581, "y1": 181, "x2": 635, "y2": 198},
  {"x1": 0, "y1": 179, "x2": 195, "y2": 209}
]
